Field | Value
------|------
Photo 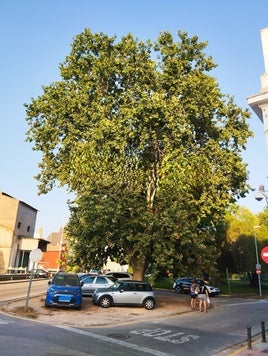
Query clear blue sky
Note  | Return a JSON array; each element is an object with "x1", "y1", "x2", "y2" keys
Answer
[{"x1": 1, "y1": 0, "x2": 268, "y2": 238}]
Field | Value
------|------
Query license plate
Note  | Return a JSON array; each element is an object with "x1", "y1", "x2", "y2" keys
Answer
[{"x1": 58, "y1": 295, "x2": 71, "y2": 302}]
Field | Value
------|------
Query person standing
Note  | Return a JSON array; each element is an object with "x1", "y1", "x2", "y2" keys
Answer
[
  {"x1": 190, "y1": 280, "x2": 197, "y2": 310},
  {"x1": 198, "y1": 280, "x2": 209, "y2": 312}
]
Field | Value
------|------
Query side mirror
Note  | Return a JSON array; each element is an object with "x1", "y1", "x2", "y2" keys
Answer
[
  {"x1": 48, "y1": 281, "x2": 51, "y2": 285},
  {"x1": 80, "y1": 281, "x2": 84, "y2": 286}
]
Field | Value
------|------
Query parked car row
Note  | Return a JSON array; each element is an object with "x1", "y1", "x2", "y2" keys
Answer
[
  {"x1": 44, "y1": 272, "x2": 220, "y2": 311},
  {"x1": 44, "y1": 272, "x2": 154, "y2": 310},
  {"x1": 173, "y1": 277, "x2": 220, "y2": 297}
]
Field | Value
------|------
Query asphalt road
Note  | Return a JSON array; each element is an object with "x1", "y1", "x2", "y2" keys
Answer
[
  {"x1": 1, "y1": 297, "x2": 268, "y2": 355},
  {"x1": 1, "y1": 280, "x2": 268, "y2": 355},
  {"x1": 0, "y1": 278, "x2": 48, "y2": 302}
]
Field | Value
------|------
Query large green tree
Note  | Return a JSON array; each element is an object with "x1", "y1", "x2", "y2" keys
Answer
[{"x1": 25, "y1": 29, "x2": 252, "y2": 280}]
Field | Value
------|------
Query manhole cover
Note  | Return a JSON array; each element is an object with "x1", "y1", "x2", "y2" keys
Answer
[{"x1": 107, "y1": 333, "x2": 130, "y2": 340}]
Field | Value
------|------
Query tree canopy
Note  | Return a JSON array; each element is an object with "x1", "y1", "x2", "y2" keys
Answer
[
  {"x1": 25, "y1": 29, "x2": 253, "y2": 280},
  {"x1": 217, "y1": 206, "x2": 268, "y2": 285}
]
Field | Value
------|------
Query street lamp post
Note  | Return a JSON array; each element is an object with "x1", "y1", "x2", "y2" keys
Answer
[
  {"x1": 254, "y1": 226, "x2": 262, "y2": 297},
  {"x1": 255, "y1": 185, "x2": 268, "y2": 206}
]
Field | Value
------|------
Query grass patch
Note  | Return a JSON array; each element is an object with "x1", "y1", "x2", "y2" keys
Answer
[
  {"x1": 153, "y1": 278, "x2": 173, "y2": 290},
  {"x1": 219, "y1": 279, "x2": 268, "y2": 295},
  {"x1": 10, "y1": 306, "x2": 38, "y2": 319},
  {"x1": 152, "y1": 277, "x2": 268, "y2": 296}
]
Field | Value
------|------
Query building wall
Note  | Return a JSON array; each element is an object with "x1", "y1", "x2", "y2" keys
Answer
[
  {"x1": 0, "y1": 225, "x2": 14, "y2": 272},
  {"x1": 36, "y1": 228, "x2": 66, "y2": 272},
  {"x1": 38, "y1": 251, "x2": 60, "y2": 271},
  {"x1": 0, "y1": 192, "x2": 19, "y2": 231},
  {"x1": 15, "y1": 202, "x2": 37, "y2": 238},
  {"x1": 0, "y1": 192, "x2": 39, "y2": 273}
]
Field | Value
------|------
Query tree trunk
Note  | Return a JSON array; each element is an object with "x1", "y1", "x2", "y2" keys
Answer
[{"x1": 131, "y1": 256, "x2": 150, "y2": 281}]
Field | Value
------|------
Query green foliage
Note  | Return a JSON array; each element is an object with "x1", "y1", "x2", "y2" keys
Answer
[
  {"x1": 25, "y1": 29, "x2": 252, "y2": 279},
  {"x1": 218, "y1": 206, "x2": 268, "y2": 276},
  {"x1": 219, "y1": 278, "x2": 268, "y2": 295}
]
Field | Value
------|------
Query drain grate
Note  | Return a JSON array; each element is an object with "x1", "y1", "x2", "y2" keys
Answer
[{"x1": 107, "y1": 333, "x2": 130, "y2": 340}]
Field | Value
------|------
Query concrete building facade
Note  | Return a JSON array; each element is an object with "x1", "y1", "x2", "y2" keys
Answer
[
  {"x1": 0, "y1": 191, "x2": 47, "y2": 273},
  {"x1": 247, "y1": 28, "x2": 268, "y2": 152}
]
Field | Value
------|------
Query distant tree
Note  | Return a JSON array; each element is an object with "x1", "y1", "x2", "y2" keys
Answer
[
  {"x1": 218, "y1": 205, "x2": 268, "y2": 286},
  {"x1": 25, "y1": 29, "x2": 252, "y2": 280},
  {"x1": 256, "y1": 209, "x2": 268, "y2": 274},
  {"x1": 218, "y1": 206, "x2": 256, "y2": 274}
]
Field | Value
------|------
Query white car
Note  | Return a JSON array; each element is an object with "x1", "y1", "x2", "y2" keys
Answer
[{"x1": 204, "y1": 284, "x2": 220, "y2": 297}]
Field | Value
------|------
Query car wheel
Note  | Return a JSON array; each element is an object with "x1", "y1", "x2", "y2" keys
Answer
[
  {"x1": 175, "y1": 286, "x2": 183, "y2": 294},
  {"x1": 99, "y1": 295, "x2": 112, "y2": 308},
  {"x1": 143, "y1": 297, "x2": 155, "y2": 310}
]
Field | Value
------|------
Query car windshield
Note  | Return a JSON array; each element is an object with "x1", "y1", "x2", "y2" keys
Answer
[{"x1": 53, "y1": 274, "x2": 80, "y2": 286}]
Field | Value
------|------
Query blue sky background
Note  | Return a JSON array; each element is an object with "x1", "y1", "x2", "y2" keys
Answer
[{"x1": 1, "y1": 0, "x2": 268, "y2": 238}]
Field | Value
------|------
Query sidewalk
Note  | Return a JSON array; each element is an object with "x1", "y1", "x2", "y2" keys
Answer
[{"x1": 229, "y1": 339, "x2": 268, "y2": 356}]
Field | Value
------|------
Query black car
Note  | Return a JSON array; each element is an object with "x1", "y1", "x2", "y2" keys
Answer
[
  {"x1": 173, "y1": 277, "x2": 220, "y2": 297},
  {"x1": 28, "y1": 268, "x2": 49, "y2": 278},
  {"x1": 173, "y1": 277, "x2": 193, "y2": 294}
]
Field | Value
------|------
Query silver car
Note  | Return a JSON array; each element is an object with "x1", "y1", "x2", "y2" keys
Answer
[
  {"x1": 92, "y1": 280, "x2": 156, "y2": 309},
  {"x1": 81, "y1": 274, "x2": 116, "y2": 296}
]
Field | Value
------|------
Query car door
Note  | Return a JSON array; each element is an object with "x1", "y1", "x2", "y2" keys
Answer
[
  {"x1": 113, "y1": 282, "x2": 138, "y2": 305},
  {"x1": 93, "y1": 276, "x2": 113, "y2": 292},
  {"x1": 131, "y1": 283, "x2": 150, "y2": 304},
  {"x1": 81, "y1": 275, "x2": 96, "y2": 295}
]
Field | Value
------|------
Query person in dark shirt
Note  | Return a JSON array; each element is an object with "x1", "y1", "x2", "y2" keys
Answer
[{"x1": 198, "y1": 280, "x2": 209, "y2": 312}]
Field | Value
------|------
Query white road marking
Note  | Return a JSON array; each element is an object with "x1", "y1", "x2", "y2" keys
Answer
[
  {"x1": 56, "y1": 325, "x2": 173, "y2": 356},
  {"x1": 131, "y1": 328, "x2": 199, "y2": 344},
  {"x1": 223, "y1": 300, "x2": 268, "y2": 307},
  {"x1": 0, "y1": 318, "x2": 14, "y2": 325}
]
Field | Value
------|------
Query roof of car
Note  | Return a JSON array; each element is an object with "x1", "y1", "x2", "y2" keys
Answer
[
  {"x1": 54, "y1": 272, "x2": 78, "y2": 277},
  {"x1": 120, "y1": 280, "x2": 149, "y2": 284}
]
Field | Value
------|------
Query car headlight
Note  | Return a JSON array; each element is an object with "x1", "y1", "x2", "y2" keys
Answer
[{"x1": 48, "y1": 287, "x2": 57, "y2": 294}]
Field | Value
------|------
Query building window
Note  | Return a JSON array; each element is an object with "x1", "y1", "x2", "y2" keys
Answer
[
  {"x1": 27, "y1": 226, "x2": 30, "y2": 232},
  {"x1": 17, "y1": 222, "x2": 21, "y2": 228}
]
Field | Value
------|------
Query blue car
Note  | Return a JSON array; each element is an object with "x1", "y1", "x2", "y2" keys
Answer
[{"x1": 45, "y1": 272, "x2": 83, "y2": 309}]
